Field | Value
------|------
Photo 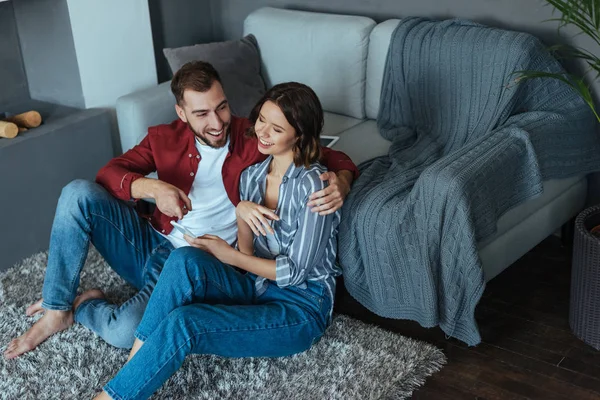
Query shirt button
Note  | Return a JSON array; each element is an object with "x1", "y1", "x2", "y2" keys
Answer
[
  {"x1": 196, "y1": 155, "x2": 200, "y2": 159},
  {"x1": 161, "y1": 229, "x2": 165, "y2": 233},
  {"x1": 282, "y1": 177, "x2": 288, "y2": 183},
  {"x1": 188, "y1": 154, "x2": 192, "y2": 157},
  {"x1": 190, "y1": 172, "x2": 195, "y2": 176}
]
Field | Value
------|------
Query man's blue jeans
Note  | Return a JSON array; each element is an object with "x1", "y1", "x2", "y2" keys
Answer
[
  {"x1": 41, "y1": 179, "x2": 173, "y2": 348},
  {"x1": 104, "y1": 246, "x2": 332, "y2": 400}
]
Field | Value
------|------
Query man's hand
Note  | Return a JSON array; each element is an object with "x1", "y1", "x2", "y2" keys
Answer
[
  {"x1": 132, "y1": 178, "x2": 192, "y2": 220},
  {"x1": 307, "y1": 170, "x2": 353, "y2": 215},
  {"x1": 236, "y1": 201, "x2": 279, "y2": 236},
  {"x1": 185, "y1": 234, "x2": 235, "y2": 264}
]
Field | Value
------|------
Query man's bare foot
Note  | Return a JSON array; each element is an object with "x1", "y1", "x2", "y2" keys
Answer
[
  {"x1": 73, "y1": 289, "x2": 106, "y2": 312},
  {"x1": 3, "y1": 309, "x2": 73, "y2": 359},
  {"x1": 25, "y1": 299, "x2": 45, "y2": 317}
]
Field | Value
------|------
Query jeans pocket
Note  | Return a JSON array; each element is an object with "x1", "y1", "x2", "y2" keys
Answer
[{"x1": 287, "y1": 284, "x2": 323, "y2": 306}]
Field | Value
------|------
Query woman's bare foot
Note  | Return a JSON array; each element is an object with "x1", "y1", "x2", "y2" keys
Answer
[
  {"x1": 127, "y1": 338, "x2": 145, "y2": 362},
  {"x1": 93, "y1": 390, "x2": 113, "y2": 400},
  {"x1": 3, "y1": 309, "x2": 74, "y2": 359},
  {"x1": 73, "y1": 289, "x2": 106, "y2": 312},
  {"x1": 25, "y1": 299, "x2": 45, "y2": 317}
]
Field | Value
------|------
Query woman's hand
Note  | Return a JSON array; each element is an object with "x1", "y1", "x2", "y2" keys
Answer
[
  {"x1": 236, "y1": 201, "x2": 279, "y2": 236},
  {"x1": 184, "y1": 234, "x2": 235, "y2": 264}
]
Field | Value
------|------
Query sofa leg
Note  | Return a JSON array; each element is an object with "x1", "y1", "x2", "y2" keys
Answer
[{"x1": 561, "y1": 217, "x2": 576, "y2": 249}]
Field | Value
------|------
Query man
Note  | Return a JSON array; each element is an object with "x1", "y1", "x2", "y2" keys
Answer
[{"x1": 4, "y1": 61, "x2": 358, "y2": 359}]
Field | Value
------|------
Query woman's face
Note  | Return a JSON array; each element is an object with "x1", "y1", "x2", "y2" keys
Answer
[{"x1": 254, "y1": 101, "x2": 297, "y2": 157}]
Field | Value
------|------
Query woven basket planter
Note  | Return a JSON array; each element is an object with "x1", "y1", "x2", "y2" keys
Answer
[{"x1": 570, "y1": 205, "x2": 600, "y2": 350}]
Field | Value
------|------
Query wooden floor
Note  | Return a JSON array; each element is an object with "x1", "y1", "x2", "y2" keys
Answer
[{"x1": 334, "y1": 236, "x2": 600, "y2": 399}]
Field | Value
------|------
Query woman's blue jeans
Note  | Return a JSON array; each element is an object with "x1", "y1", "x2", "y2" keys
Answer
[
  {"x1": 41, "y1": 179, "x2": 173, "y2": 348},
  {"x1": 103, "y1": 246, "x2": 332, "y2": 400}
]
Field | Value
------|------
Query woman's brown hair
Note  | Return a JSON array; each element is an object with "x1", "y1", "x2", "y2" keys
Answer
[{"x1": 246, "y1": 82, "x2": 323, "y2": 167}]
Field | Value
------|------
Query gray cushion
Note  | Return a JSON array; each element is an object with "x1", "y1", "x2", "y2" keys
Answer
[
  {"x1": 322, "y1": 112, "x2": 364, "y2": 136},
  {"x1": 163, "y1": 35, "x2": 266, "y2": 118},
  {"x1": 366, "y1": 20, "x2": 401, "y2": 120},
  {"x1": 332, "y1": 120, "x2": 391, "y2": 166},
  {"x1": 243, "y1": 7, "x2": 375, "y2": 119}
]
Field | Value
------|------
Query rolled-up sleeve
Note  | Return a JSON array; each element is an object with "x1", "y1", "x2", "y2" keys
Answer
[
  {"x1": 275, "y1": 172, "x2": 336, "y2": 287},
  {"x1": 96, "y1": 134, "x2": 156, "y2": 201},
  {"x1": 321, "y1": 147, "x2": 360, "y2": 180}
]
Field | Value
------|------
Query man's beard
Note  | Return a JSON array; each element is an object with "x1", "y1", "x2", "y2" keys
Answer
[{"x1": 188, "y1": 122, "x2": 229, "y2": 148}]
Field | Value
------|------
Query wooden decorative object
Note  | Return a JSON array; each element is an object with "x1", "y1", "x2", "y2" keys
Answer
[
  {"x1": 0, "y1": 121, "x2": 19, "y2": 138},
  {"x1": 4, "y1": 111, "x2": 42, "y2": 128}
]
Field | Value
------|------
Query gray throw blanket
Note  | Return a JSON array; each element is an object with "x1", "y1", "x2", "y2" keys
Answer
[{"x1": 339, "y1": 18, "x2": 600, "y2": 345}]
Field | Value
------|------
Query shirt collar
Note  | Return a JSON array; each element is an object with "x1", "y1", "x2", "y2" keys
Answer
[{"x1": 255, "y1": 155, "x2": 304, "y2": 182}]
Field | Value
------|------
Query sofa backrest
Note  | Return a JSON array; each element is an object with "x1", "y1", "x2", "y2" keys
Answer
[
  {"x1": 243, "y1": 7, "x2": 375, "y2": 120},
  {"x1": 365, "y1": 19, "x2": 400, "y2": 120}
]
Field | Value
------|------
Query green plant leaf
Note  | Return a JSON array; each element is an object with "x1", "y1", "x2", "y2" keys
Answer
[
  {"x1": 514, "y1": 1, "x2": 600, "y2": 123},
  {"x1": 516, "y1": 70, "x2": 600, "y2": 121},
  {"x1": 545, "y1": 0, "x2": 600, "y2": 44}
]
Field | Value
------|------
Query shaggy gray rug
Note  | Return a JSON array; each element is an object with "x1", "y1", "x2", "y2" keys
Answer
[{"x1": 0, "y1": 249, "x2": 446, "y2": 400}]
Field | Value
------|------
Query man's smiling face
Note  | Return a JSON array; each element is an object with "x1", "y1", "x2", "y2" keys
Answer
[{"x1": 175, "y1": 81, "x2": 231, "y2": 148}]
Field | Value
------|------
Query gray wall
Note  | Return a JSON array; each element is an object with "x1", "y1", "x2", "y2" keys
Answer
[
  {"x1": 209, "y1": 0, "x2": 598, "y2": 91},
  {"x1": 0, "y1": 1, "x2": 28, "y2": 111},
  {"x1": 210, "y1": 0, "x2": 588, "y2": 46},
  {"x1": 149, "y1": 0, "x2": 215, "y2": 83},
  {"x1": 13, "y1": 0, "x2": 85, "y2": 108}
]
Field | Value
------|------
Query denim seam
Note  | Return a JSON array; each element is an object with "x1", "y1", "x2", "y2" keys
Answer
[
  {"x1": 40, "y1": 302, "x2": 72, "y2": 311},
  {"x1": 65, "y1": 240, "x2": 91, "y2": 306},
  {"x1": 115, "y1": 284, "x2": 152, "y2": 313},
  {"x1": 134, "y1": 331, "x2": 147, "y2": 342},
  {"x1": 287, "y1": 286, "x2": 322, "y2": 305},
  {"x1": 89, "y1": 211, "x2": 145, "y2": 256},
  {"x1": 131, "y1": 319, "x2": 314, "y2": 399},
  {"x1": 137, "y1": 285, "x2": 192, "y2": 341},
  {"x1": 136, "y1": 275, "x2": 240, "y2": 340},
  {"x1": 103, "y1": 383, "x2": 124, "y2": 400},
  {"x1": 182, "y1": 314, "x2": 313, "y2": 335},
  {"x1": 191, "y1": 276, "x2": 239, "y2": 302},
  {"x1": 142, "y1": 240, "x2": 172, "y2": 284}
]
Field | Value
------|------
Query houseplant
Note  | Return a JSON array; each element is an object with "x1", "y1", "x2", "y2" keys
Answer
[{"x1": 519, "y1": 0, "x2": 600, "y2": 121}]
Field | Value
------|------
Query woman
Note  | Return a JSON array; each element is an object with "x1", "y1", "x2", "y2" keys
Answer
[{"x1": 94, "y1": 82, "x2": 342, "y2": 400}]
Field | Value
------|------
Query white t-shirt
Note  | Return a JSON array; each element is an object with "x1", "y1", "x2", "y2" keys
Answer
[{"x1": 160, "y1": 139, "x2": 237, "y2": 249}]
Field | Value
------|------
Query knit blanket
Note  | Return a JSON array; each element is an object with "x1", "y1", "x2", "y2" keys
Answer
[{"x1": 338, "y1": 18, "x2": 600, "y2": 345}]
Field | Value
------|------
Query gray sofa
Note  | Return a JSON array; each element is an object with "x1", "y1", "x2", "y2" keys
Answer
[
  {"x1": 0, "y1": 99, "x2": 114, "y2": 272},
  {"x1": 115, "y1": 7, "x2": 586, "y2": 283}
]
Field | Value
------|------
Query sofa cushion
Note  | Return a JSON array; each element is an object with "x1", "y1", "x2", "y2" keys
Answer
[
  {"x1": 163, "y1": 35, "x2": 266, "y2": 118},
  {"x1": 322, "y1": 112, "x2": 364, "y2": 137},
  {"x1": 366, "y1": 19, "x2": 401, "y2": 120},
  {"x1": 243, "y1": 7, "x2": 375, "y2": 119},
  {"x1": 331, "y1": 120, "x2": 391, "y2": 166},
  {"x1": 479, "y1": 176, "x2": 586, "y2": 281},
  {"x1": 478, "y1": 175, "x2": 584, "y2": 249}
]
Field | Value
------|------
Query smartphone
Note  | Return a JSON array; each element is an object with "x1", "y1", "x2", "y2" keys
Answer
[{"x1": 170, "y1": 221, "x2": 196, "y2": 237}]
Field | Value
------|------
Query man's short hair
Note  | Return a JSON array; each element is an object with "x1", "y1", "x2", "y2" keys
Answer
[{"x1": 170, "y1": 61, "x2": 222, "y2": 105}]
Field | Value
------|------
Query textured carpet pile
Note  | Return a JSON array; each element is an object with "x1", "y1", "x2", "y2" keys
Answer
[{"x1": 0, "y1": 249, "x2": 446, "y2": 399}]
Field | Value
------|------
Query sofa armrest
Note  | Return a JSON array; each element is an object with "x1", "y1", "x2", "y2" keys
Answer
[{"x1": 116, "y1": 81, "x2": 177, "y2": 154}]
